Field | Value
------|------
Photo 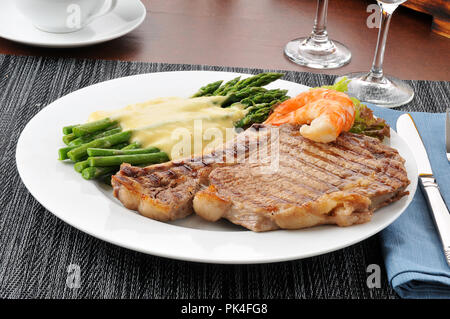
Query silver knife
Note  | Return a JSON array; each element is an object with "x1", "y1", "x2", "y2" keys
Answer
[{"x1": 397, "y1": 113, "x2": 450, "y2": 267}]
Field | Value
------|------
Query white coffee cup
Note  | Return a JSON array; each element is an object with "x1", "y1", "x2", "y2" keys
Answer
[{"x1": 16, "y1": 0, "x2": 118, "y2": 33}]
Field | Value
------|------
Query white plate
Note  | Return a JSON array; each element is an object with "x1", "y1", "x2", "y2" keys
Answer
[
  {"x1": 16, "y1": 71, "x2": 418, "y2": 264},
  {"x1": 0, "y1": 0, "x2": 146, "y2": 48}
]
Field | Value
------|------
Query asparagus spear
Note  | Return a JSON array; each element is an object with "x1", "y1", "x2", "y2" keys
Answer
[
  {"x1": 201, "y1": 73, "x2": 284, "y2": 97},
  {"x1": 221, "y1": 87, "x2": 267, "y2": 107},
  {"x1": 72, "y1": 118, "x2": 118, "y2": 137},
  {"x1": 232, "y1": 72, "x2": 284, "y2": 91},
  {"x1": 63, "y1": 124, "x2": 79, "y2": 135},
  {"x1": 88, "y1": 152, "x2": 169, "y2": 167},
  {"x1": 235, "y1": 108, "x2": 271, "y2": 128},
  {"x1": 234, "y1": 101, "x2": 280, "y2": 128},
  {"x1": 191, "y1": 80, "x2": 223, "y2": 97},
  {"x1": 87, "y1": 146, "x2": 160, "y2": 157},
  {"x1": 219, "y1": 73, "x2": 285, "y2": 107},
  {"x1": 214, "y1": 76, "x2": 241, "y2": 95},
  {"x1": 239, "y1": 89, "x2": 288, "y2": 107},
  {"x1": 68, "y1": 127, "x2": 121, "y2": 146},
  {"x1": 67, "y1": 131, "x2": 132, "y2": 162}
]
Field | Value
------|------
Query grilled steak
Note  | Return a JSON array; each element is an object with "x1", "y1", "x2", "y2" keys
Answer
[{"x1": 112, "y1": 124, "x2": 410, "y2": 231}]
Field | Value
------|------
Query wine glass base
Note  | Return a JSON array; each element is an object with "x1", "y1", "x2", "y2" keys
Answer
[
  {"x1": 284, "y1": 37, "x2": 351, "y2": 69},
  {"x1": 336, "y1": 72, "x2": 414, "y2": 108}
]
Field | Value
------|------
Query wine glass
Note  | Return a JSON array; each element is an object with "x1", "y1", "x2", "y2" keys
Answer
[
  {"x1": 335, "y1": 0, "x2": 414, "y2": 108},
  {"x1": 284, "y1": 0, "x2": 351, "y2": 69}
]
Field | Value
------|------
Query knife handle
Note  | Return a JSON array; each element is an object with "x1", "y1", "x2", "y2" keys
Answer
[{"x1": 420, "y1": 176, "x2": 450, "y2": 266}]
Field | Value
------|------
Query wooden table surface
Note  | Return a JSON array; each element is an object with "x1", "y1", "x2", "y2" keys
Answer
[{"x1": 0, "y1": 0, "x2": 449, "y2": 81}]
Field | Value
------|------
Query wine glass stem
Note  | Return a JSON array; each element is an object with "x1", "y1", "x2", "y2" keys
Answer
[
  {"x1": 311, "y1": 0, "x2": 329, "y2": 42},
  {"x1": 369, "y1": 5, "x2": 395, "y2": 79}
]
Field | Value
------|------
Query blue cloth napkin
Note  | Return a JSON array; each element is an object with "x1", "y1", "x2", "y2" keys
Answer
[{"x1": 367, "y1": 104, "x2": 450, "y2": 299}]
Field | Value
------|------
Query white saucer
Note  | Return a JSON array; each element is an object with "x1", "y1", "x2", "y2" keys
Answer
[{"x1": 0, "y1": 0, "x2": 146, "y2": 48}]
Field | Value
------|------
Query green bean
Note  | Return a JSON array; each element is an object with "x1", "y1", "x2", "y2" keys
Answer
[
  {"x1": 63, "y1": 124, "x2": 79, "y2": 135},
  {"x1": 72, "y1": 118, "x2": 118, "y2": 137},
  {"x1": 74, "y1": 160, "x2": 89, "y2": 173},
  {"x1": 81, "y1": 166, "x2": 119, "y2": 180},
  {"x1": 67, "y1": 131, "x2": 132, "y2": 162},
  {"x1": 111, "y1": 142, "x2": 130, "y2": 150},
  {"x1": 68, "y1": 127, "x2": 121, "y2": 147},
  {"x1": 121, "y1": 142, "x2": 141, "y2": 150},
  {"x1": 62, "y1": 133, "x2": 77, "y2": 145},
  {"x1": 87, "y1": 146, "x2": 160, "y2": 157},
  {"x1": 88, "y1": 152, "x2": 169, "y2": 167},
  {"x1": 58, "y1": 145, "x2": 78, "y2": 160}
]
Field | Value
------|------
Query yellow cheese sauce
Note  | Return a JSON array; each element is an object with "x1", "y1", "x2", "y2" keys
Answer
[{"x1": 88, "y1": 96, "x2": 247, "y2": 159}]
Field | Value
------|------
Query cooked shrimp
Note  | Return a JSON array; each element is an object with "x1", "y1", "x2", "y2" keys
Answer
[
  {"x1": 265, "y1": 88, "x2": 330, "y2": 123},
  {"x1": 265, "y1": 88, "x2": 355, "y2": 143}
]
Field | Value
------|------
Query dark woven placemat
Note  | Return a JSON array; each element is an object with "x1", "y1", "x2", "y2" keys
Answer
[{"x1": 0, "y1": 54, "x2": 448, "y2": 299}]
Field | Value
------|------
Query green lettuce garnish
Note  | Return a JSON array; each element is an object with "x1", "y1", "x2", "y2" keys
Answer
[{"x1": 317, "y1": 78, "x2": 390, "y2": 140}]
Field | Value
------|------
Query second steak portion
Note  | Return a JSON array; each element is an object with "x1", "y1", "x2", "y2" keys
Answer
[{"x1": 112, "y1": 124, "x2": 410, "y2": 231}]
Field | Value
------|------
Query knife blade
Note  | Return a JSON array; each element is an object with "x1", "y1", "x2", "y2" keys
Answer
[
  {"x1": 446, "y1": 108, "x2": 450, "y2": 162},
  {"x1": 397, "y1": 114, "x2": 450, "y2": 267},
  {"x1": 397, "y1": 114, "x2": 433, "y2": 176}
]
